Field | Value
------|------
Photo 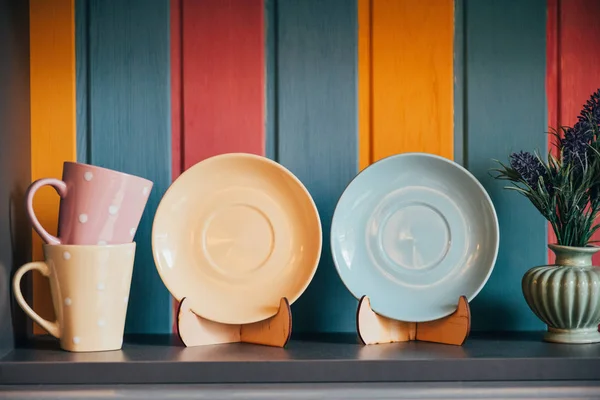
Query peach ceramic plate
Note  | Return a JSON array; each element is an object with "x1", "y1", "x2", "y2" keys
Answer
[{"x1": 152, "y1": 153, "x2": 322, "y2": 324}]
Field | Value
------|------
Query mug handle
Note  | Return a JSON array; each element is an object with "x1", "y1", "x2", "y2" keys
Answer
[
  {"x1": 12, "y1": 262, "x2": 61, "y2": 339},
  {"x1": 26, "y1": 178, "x2": 67, "y2": 245}
]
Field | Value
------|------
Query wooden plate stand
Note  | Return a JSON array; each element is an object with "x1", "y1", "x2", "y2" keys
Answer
[
  {"x1": 177, "y1": 297, "x2": 292, "y2": 348},
  {"x1": 356, "y1": 295, "x2": 471, "y2": 346}
]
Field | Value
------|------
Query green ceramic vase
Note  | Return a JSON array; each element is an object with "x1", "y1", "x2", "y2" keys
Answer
[{"x1": 522, "y1": 244, "x2": 600, "y2": 344}]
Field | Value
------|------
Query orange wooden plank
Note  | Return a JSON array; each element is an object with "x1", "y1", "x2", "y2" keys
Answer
[
  {"x1": 29, "y1": 0, "x2": 76, "y2": 334},
  {"x1": 358, "y1": 0, "x2": 372, "y2": 170},
  {"x1": 359, "y1": 0, "x2": 454, "y2": 170}
]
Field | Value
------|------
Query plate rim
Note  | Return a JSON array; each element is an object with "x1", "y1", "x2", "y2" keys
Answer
[
  {"x1": 330, "y1": 152, "x2": 500, "y2": 322},
  {"x1": 151, "y1": 152, "x2": 323, "y2": 324}
]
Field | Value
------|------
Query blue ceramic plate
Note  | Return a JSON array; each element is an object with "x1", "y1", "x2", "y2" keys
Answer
[{"x1": 331, "y1": 153, "x2": 499, "y2": 322}]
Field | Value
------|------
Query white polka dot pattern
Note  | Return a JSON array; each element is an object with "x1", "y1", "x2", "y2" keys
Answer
[
  {"x1": 63, "y1": 251, "x2": 71, "y2": 260},
  {"x1": 79, "y1": 214, "x2": 88, "y2": 223},
  {"x1": 84, "y1": 172, "x2": 93, "y2": 181}
]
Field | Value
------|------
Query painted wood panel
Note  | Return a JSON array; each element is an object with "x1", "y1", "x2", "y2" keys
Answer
[
  {"x1": 179, "y1": 0, "x2": 265, "y2": 171},
  {"x1": 265, "y1": 0, "x2": 277, "y2": 161},
  {"x1": 546, "y1": 0, "x2": 600, "y2": 263},
  {"x1": 75, "y1": 0, "x2": 87, "y2": 162},
  {"x1": 29, "y1": 0, "x2": 77, "y2": 334},
  {"x1": 170, "y1": 0, "x2": 266, "y2": 331},
  {"x1": 272, "y1": 0, "x2": 358, "y2": 333},
  {"x1": 464, "y1": 0, "x2": 547, "y2": 331},
  {"x1": 169, "y1": 0, "x2": 182, "y2": 334},
  {"x1": 454, "y1": 0, "x2": 465, "y2": 166},
  {"x1": 171, "y1": 0, "x2": 182, "y2": 179},
  {"x1": 76, "y1": 0, "x2": 172, "y2": 334},
  {"x1": 0, "y1": 0, "x2": 32, "y2": 352},
  {"x1": 358, "y1": 0, "x2": 454, "y2": 170}
]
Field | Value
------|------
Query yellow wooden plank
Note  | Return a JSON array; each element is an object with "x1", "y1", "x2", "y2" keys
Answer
[
  {"x1": 359, "y1": 0, "x2": 454, "y2": 170},
  {"x1": 29, "y1": 0, "x2": 76, "y2": 334}
]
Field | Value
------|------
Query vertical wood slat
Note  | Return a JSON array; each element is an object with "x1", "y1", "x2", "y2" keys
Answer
[
  {"x1": 171, "y1": 0, "x2": 266, "y2": 330},
  {"x1": 464, "y1": 0, "x2": 547, "y2": 331},
  {"x1": 171, "y1": 0, "x2": 182, "y2": 179},
  {"x1": 358, "y1": 0, "x2": 454, "y2": 171},
  {"x1": 76, "y1": 0, "x2": 172, "y2": 334},
  {"x1": 273, "y1": 0, "x2": 359, "y2": 333},
  {"x1": 169, "y1": 0, "x2": 182, "y2": 333},
  {"x1": 265, "y1": 0, "x2": 278, "y2": 161},
  {"x1": 29, "y1": 0, "x2": 77, "y2": 334},
  {"x1": 358, "y1": 0, "x2": 371, "y2": 171},
  {"x1": 546, "y1": 0, "x2": 559, "y2": 260},
  {"x1": 181, "y1": 0, "x2": 265, "y2": 171},
  {"x1": 75, "y1": 0, "x2": 88, "y2": 162},
  {"x1": 453, "y1": 0, "x2": 465, "y2": 166},
  {"x1": 546, "y1": 0, "x2": 600, "y2": 263}
]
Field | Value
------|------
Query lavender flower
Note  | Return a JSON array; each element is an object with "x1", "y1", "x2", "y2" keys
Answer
[
  {"x1": 561, "y1": 124, "x2": 593, "y2": 166},
  {"x1": 493, "y1": 88, "x2": 600, "y2": 248},
  {"x1": 509, "y1": 151, "x2": 547, "y2": 188},
  {"x1": 579, "y1": 88, "x2": 600, "y2": 125}
]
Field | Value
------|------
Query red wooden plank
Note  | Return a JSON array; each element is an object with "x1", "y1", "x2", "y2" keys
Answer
[
  {"x1": 182, "y1": 0, "x2": 265, "y2": 169},
  {"x1": 170, "y1": 0, "x2": 265, "y2": 332},
  {"x1": 547, "y1": 0, "x2": 600, "y2": 262}
]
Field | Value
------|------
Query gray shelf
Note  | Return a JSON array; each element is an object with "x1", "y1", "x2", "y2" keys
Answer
[{"x1": 2, "y1": 332, "x2": 600, "y2": 385}]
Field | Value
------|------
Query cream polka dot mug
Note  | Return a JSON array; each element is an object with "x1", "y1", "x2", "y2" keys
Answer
[
  {"x1": 25, "y1": 162, "x2": 153, "y2": 245},
  {"x1": 12, "y1": 243, "x2": 136, "y2": 352}
]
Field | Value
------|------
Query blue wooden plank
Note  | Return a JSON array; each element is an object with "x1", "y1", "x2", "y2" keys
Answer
[
  {"x1": 76, "y1": 0, "x2": 88, "y2": 162},
  {"x1": 76, "y1": 0, "x2": 172, "y2": 334},
  {"x1": 265, "y1": 0, "x2": 277, "y2": 161},
  {"x1": 453, "y1": 0, "x2": 465, "y2": 166},
  {"x1": 464, "y1": 0, "x2": 547, "y2": 331},
  {"x1": 272, "y1": 0, "x2": 359, "y2": 333}
]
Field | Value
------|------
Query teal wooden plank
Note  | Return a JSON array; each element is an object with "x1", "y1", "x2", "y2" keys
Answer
[
  {"x1": 464, "y1": 0, "x2": 547, "y2": 331},
  {"x1": 453, "y1": 0, "x2": 464, "y2": 166},
  {"x1": 265, "y1": 0, "x2": 277, "y2": 161},
  {"x1": 76, "y1": 0, "x2": 172, "y2": 334},
  {"x1": 76, "y1": 0, "x2": 88, "y2": 162},
  {"x1": 271, "y1": 0, "x2": 358, "y2": 333}
]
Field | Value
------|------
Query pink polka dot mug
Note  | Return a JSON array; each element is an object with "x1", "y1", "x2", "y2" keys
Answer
[{"x1": 26, "y1": 162, "x2": 153, "y2": 245}]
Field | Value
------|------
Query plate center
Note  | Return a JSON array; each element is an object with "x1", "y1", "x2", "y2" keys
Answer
[
  {"x1": 380, "y1": 203, "x2": 450, "y2": 271},
  {"x1": 203, "y1": 204, "x2": 274, "y2": 275}
]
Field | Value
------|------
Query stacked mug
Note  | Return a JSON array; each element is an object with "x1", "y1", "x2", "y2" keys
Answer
[{"x1": 13, "y1": 162, "x2": 153, "y2": 352}]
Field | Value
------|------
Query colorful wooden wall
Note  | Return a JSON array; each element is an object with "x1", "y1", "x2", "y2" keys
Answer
[{"x1": 25, "y1": 0, "x2": 600, "y2": 334}]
